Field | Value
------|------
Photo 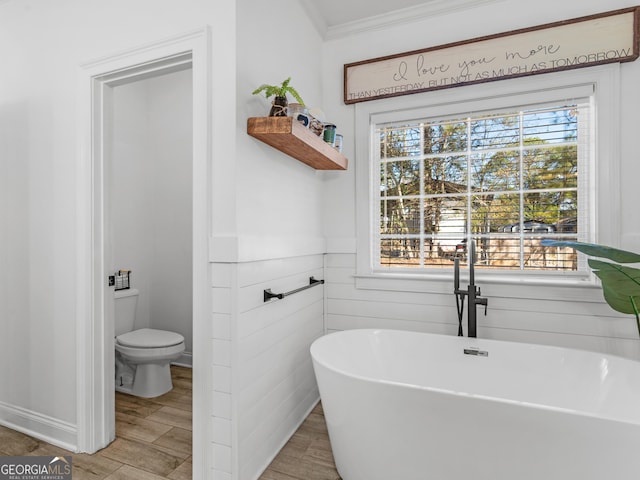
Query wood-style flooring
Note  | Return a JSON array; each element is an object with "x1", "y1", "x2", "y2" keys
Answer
[
  {"x1": 0, "y1": 366, "x2": 193, "y2": 480},
  {"x1": 0, "y1": 366, "x2": 341, "y2": 480},
  {"x1": 259, "y1": 402, "x2": 341, "y2": 480}
]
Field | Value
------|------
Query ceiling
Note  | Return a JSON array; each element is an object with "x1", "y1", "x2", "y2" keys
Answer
[
  {"x1": 0, "y1": 0, "x2": 501, "y2": 38},
  {"x1": 318, "y1": 0, "x2": 442, "y2": 27},
  {"x1": 301, "y1": 0, "x2": 504, "y2": 38}
]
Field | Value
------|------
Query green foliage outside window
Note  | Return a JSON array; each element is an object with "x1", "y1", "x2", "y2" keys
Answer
[{"x1": 378, "y1": 105, "x2": 581, "y2": 270}]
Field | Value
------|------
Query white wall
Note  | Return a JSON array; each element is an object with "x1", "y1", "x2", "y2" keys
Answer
[
  {"x1": 5, "y1": 0, "x2": 640, "y2": 478},
  {"x1": 0, "y1": 0, "x2": 239, "y2": 470},
  {"x1": 224, "y1": 2, "x2": 328, "y2": 479},
  {"x1": 321, "y1": 0, "x2": 640, "y2": 360},
  {"x1": 236, "y1": 3, "x2": 326, "y2": 243},
  {"x1": 0, "y1": 1, "x2": 326, "y2": 479},
  {"x1": 112, "y1": 68, "x2": 193, "y2": 355}
]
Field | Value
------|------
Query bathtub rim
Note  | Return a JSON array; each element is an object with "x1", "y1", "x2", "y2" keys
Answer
[{"x1": 310, "y1": 328, "x2": 640, "y2": 426}]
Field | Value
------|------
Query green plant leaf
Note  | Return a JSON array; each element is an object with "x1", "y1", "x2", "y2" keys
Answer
[
  {"x1": 280, "y1": 77, "x2": 291, "y2": 94},
  {"x1": 540, "y1": 240, "x2": 640, "y2": 263},
  {"x1": 286, "y1": 85, "x2": 305, "y2": 106},
  {"x1": 252, "y1": 77, "x2": 304, "y2": 105},
  {"x1": 252, "y1": 84, "x2": 274, "y2": 97},
  {"x1": 541, "y1": 239, "x2": 640, "y2": 336},
  {"x1": 588, "y1": 259, "x2": 640, "y2": 315},
  {"x1": 251, "y1": 85, "x2": 264, "y2": 95}
]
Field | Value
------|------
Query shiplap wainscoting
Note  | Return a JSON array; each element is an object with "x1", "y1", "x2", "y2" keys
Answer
[
  {"x1": 324, "y1": 253, "x2": 640, "y2": 360},
  {"x1": 211, "y1": 254, "x2": 324, "y2": 480},
  {"x1": 211, "y1": 262, "x2": 234, "y2": 479},
  {"x1": 211, "y1": 248, "x2": 640, "y2": 479}
]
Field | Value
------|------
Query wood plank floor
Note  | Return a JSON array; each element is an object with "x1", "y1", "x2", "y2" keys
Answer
[
  {"x1": 259, "y1": 402, "x2": 341, "y2": 480},
  {"x1": 0, "y1": 366, "x2": 192, "y2": 480},
  {"x1": 0, "y1": 366, "x2": 341, "y2": 480}
]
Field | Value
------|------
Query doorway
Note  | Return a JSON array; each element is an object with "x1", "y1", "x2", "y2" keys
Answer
[
  {"x1": 109, "y1": 65, "x2": 194, "y2": 370},
  {"x1": 77, "y1": 29, "x2": 211, "y2": 479}
]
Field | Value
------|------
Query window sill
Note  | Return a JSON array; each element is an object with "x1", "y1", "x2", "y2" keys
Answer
[{"x1": 354, "y1": 270, "x2": 601, "y2": 302}]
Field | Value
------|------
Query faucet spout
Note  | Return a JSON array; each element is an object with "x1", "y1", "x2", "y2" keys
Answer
[{"x1": 469, "y1": 238, "x2": 475, "y2": 286}]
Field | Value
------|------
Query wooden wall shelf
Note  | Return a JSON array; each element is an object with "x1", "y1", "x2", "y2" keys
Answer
[{"x1": 247, "y1": 117, "x2": 348, "y2": 171}]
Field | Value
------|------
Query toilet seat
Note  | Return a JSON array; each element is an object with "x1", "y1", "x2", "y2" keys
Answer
[{"x1": 116, "y1": 328, "x2": 184, "y2": 348}]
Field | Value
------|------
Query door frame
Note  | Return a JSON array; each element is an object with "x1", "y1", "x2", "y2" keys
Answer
[{"x1": 76, "y1": 27, "x2": 211, "y2": 478}]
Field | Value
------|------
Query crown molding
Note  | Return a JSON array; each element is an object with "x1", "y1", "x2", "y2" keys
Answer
[{"x1": 302, "y1": 0, "x2": 506, "y2": 40}]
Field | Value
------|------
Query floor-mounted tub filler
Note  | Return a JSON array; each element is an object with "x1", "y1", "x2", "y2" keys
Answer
[{"x1": 310, "y1": 329, "x2": 640, "y2": 480}]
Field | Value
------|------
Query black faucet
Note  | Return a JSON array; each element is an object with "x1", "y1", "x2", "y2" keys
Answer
[{"x1": 454, "y1": 239, "x2": 488, "y2": 337}]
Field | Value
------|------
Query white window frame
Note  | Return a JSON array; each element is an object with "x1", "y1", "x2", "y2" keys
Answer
[{"x1": 355, "y1": 64, "x2": 620, "y2": 290}]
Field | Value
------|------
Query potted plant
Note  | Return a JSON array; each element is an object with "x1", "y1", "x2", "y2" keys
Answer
[
  {"x1": 541, "y1": 239, "x2": 640, "y2": 336},
  {"x1": 252, "y1": 77, "x2": 305, "y2": 117}
]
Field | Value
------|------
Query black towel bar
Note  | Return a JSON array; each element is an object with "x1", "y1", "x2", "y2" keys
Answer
[{"x1": 264, "y1": 276, "x2": 325, "y2": 302}]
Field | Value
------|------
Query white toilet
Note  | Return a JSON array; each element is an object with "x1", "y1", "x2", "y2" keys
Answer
[{"x1": 114, "y1": 288, "x2": 185, "y2": 398}]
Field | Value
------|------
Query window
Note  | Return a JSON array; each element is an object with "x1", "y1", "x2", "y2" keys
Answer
[
  {"x1": 355, "y1": 66, "x2": 620, "y2": 281},
  {"x1": 377, "y1": 102, "x2": 585, "y2": 272}
]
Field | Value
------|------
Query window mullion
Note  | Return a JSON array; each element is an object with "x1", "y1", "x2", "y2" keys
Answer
[
  {"x1": 419, "y1": 123, "x2": 425, "y2": 268},
  {"x1": 466, "y1": 117, "x2": 472, "y2": 258},
  {"x1": 519, "y1": 110, "x2": 525, "y2": 270}
]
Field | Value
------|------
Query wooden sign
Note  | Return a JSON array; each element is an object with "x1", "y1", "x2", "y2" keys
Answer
[{"x1": 344, "y1": 7, "x2": 640, "y2": 104}]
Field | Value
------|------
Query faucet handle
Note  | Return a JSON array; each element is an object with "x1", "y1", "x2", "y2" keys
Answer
[{"x1": 481, "y1": 297, "x2": 488, "y2": 315}]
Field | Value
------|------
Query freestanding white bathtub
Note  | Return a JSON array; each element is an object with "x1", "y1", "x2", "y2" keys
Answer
[{"x1": 310, "y1": 329, "x2": 640, "y2": 480}]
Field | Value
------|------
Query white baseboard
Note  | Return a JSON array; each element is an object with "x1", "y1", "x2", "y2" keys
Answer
[
  {"x1": 0, "y1": 400, "x2": 77, "y2": 452},
  {"x1": 173, "y1": 352, "x2": 193, "y2": 368}
]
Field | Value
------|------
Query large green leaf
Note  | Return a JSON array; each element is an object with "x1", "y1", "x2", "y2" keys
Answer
[
  {"x1": 541, "y1": 239, "x2": 640, "y2": 335},
  {"x1": 540, "y1": 240, "x2": 640, "y2": 263},
  {"x1": 588, "y1": 259, "x2": 640, "y2": 315}
]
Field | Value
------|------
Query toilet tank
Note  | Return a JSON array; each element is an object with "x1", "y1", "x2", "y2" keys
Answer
[{"x1": 114, "y1": 288, "x2": 139, "y2": 337}]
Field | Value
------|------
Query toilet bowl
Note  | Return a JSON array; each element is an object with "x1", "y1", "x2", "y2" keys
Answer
[
  {"x1": 115, "y1": 328, "x2": 185, "y2": 398},
  {"x1": 114, "y1": 289, "x2": 186, "y2": 398}
]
